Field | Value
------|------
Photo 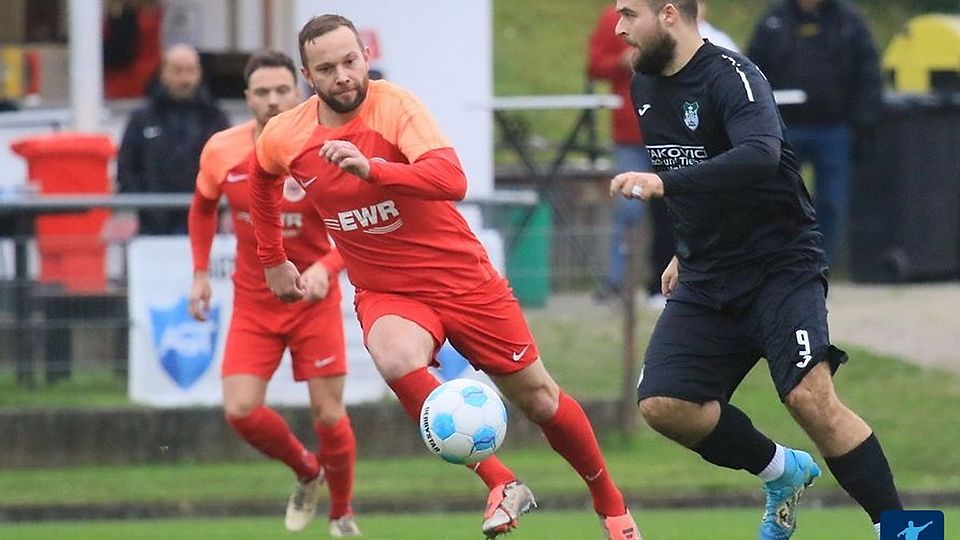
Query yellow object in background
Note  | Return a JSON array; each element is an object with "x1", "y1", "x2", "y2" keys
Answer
[
  {"x1": 0, "y1": 46, "x2": 25, "y2": 99},
  {"x1": 883, "y1": 14, "x2": 960, "y2": 92}
]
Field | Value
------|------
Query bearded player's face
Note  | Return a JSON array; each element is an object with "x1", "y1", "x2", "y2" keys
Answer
[
  {"x1": 300, "y1": 26, "x2": 370, "y2": 114},
  {"x1": 615, "y1": 0, "x2": 677, "y2": 76}
]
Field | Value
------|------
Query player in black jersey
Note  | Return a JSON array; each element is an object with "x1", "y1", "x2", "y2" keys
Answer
[{"x1": 609, "y1": 1, "x2": 902, "y2": 538}]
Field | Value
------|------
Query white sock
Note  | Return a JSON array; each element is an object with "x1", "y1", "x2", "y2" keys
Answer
[
  {"x1": 757, "y1": 444, "x2": 786, "y2": 482},
  {"x1": 874, "y1": 522, "x2": 881, "y2": 538}
]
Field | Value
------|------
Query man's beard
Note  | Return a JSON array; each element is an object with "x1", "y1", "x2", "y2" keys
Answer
[
  {"x1": 317, "y1": 78, "x2": 368, "y2": 113},
  {"x1": 632, "y1": 26, "x2": 676, "y2": 75}
]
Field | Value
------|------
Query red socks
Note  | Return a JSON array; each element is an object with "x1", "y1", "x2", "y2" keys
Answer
[
  {"x1": 315, "y1": 415, "x2": 357, "y2": 519},
  {"x1": 470, "y1": 455, "x2": 517, "y2": 489},
  {"x1": 538, "y1": 392, "x2": 626, "y2": 517},
  {"x1": 388, "y1": 368, "x2": 516, "y2": 489},
  {"x1": 226, "y1": 405, "x2": 319, "y2": 481},
  {"x1": 227, "y1": 378, "x2": 622, "y2": 518},
  {"x1": 387, "y1": 367, "x2": 439, "y2": 422},
  {"x1": 228, "y1": 406, "x2": 359, "y2": 519}
]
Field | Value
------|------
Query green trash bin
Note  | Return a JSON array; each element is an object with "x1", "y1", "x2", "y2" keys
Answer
[{"x1": 503, "y1": 202, "x2": 552, "y2": 308}]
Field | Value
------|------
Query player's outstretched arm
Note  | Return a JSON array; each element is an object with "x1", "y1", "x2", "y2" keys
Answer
[
  {"x1": 366, "y1": 148, "x2": 467, "y2": 201},
  {"x1": 321, "y1": 138, "x2": 466, "y2": 201},
  {"x1": 658, "y1": 57, "x2": 783, "y2": 195},
  {"x1": 247, "y1": 149, "x2": 288, "y2": 267},
  {"x1": 187, "y1": 190, "x2": 219, "y2": 320},
  {"x1": 247, "y1": 145, "x2": 304, "y2": 302}
]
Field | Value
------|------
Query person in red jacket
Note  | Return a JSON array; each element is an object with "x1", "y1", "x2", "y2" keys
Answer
[
  {"x1": 103, "y1": 0, "x2": 162, "y2": 99},
  {"x1": 187, "y1": 51, "x2": 359, "y2": 537},
  {"x1": 588, "y1": 4, "x2": 673, "y2": 308}
]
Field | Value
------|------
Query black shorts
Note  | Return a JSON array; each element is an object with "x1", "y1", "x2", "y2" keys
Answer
[{"x1": 637, "y1": 271, "x2": 847, "y2": 404}]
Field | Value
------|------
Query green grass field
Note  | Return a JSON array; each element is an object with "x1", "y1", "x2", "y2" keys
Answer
[
  {"x1": 0, "y1": 369, "x2": 126, "y2": 408},
  {"x1": 6, "y1": 508, "x2": 956, "y2": 540},
  {"x1": 1, "y1": 305, "x2": 959, "y2": 507},
  {"x1": 1, "y1": 343, "x2": 958, "y2": 514}
]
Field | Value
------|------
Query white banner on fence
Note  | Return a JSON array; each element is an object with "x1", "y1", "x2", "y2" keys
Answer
[{"x1": 127, "y1": 236, "x2": 387, "y2": 408}]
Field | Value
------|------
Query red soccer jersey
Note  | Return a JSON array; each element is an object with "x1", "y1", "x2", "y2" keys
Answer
[
  {"x1": 250, "y1": 80, "x2": 497, "y2": 296},
  {"x1": 193, "y1": 120, "x2": 342, "y2": 305}
]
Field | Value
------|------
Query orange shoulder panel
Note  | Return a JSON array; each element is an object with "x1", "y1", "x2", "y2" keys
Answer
[
  {"x1": 255, "y1": 97, "x2": 319, "y2": 175},
  {"x1": 196, "y1": 121, "x2": 255, "y2": 199},
  {"x1": 360, "y1": 80, "x2": 451, "y2": 162}
]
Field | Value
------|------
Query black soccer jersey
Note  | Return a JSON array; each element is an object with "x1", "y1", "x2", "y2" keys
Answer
[{"x1": 630, "y1": 41, "x2": 826, "y2": 304}]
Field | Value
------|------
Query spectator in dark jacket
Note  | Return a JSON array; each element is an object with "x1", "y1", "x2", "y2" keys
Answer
[
  {"x1": 117, "y1": 44, "x2": 230, "y2": 235},
  {"x1": 747, "y1": 0, "x2": 882, "y2": 267}
]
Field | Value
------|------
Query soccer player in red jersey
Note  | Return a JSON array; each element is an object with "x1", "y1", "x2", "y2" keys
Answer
[
  {"x1": 187, "y1": 51, "x2": 360, "y2": 537},
  {"x1": 247, "y1": 15, "x2": 642, "y2": 540}
]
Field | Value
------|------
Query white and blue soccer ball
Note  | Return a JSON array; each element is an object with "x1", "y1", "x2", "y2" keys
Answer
[{"x1": 419, "y1": 378, "x2": 508, "y2": 465}]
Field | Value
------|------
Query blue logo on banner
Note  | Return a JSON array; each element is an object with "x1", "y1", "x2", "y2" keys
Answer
[
  {"x1": 150, "y1": 297, "x2": 219, "y2": 389},
  {"x1": 435, "y1": 342, "x2": 472, "y2": 381},
  {"x1": 880, "y1": 510, "x2": 944, "y2": 540}
]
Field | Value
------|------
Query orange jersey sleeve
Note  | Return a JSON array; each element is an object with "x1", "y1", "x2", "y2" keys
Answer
[
  {"x1": 195, "y1": 121, "x2": 256, "y2": 198},
  {"x1": 361, "y1": 81, "x2": 452, "y2": 162},
  {"x1": 191, "y1": 122, "x2": 257, "y2": 271},
  {"x1": 195, "y1": 140, "x2": 224, "y2": 200},
  {"x1": 255, "y1": 101, "x2": 317, "y2": 175},
  {"x1": 250, "y1": 102, "x2": 318, "y2": 266},
  {"x1": 367, "y1": 147, "x2": 466, "y2": 200},
  {"x1": 188, "y1": 191, "x2": 218, "y2": 271},
  {"x1": 359, "y1": 81, "x2": 467, "y2": 200}
]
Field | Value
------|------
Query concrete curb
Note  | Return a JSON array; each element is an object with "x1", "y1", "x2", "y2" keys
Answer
[{"x1": 0, "y1": 401, "x2": 622, "y2": 469}]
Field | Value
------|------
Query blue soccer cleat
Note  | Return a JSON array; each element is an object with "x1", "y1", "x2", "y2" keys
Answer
[{"x1": 758, "y1": 448, "x2": 821, "y2": 539}]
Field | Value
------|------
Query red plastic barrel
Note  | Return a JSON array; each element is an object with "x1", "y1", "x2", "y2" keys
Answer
[{"x1": 10, "y1": 133, "x2": 116, "y2": 292}]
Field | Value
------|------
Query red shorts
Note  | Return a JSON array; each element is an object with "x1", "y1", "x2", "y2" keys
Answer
[
  {"x1": 353, "y1": 277, "x2": 539, "y2": 376},
  {"x1": 222, "y1": 291, "x2": 346, "y2": 381}
]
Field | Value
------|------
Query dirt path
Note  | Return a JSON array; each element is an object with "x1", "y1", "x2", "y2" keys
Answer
[
  {"x1": 544, "y1": 282, "x2": 960, "y2": 373},
  {"x1": 826, "y1": 282, "x2": 960, "y2": 373}
]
